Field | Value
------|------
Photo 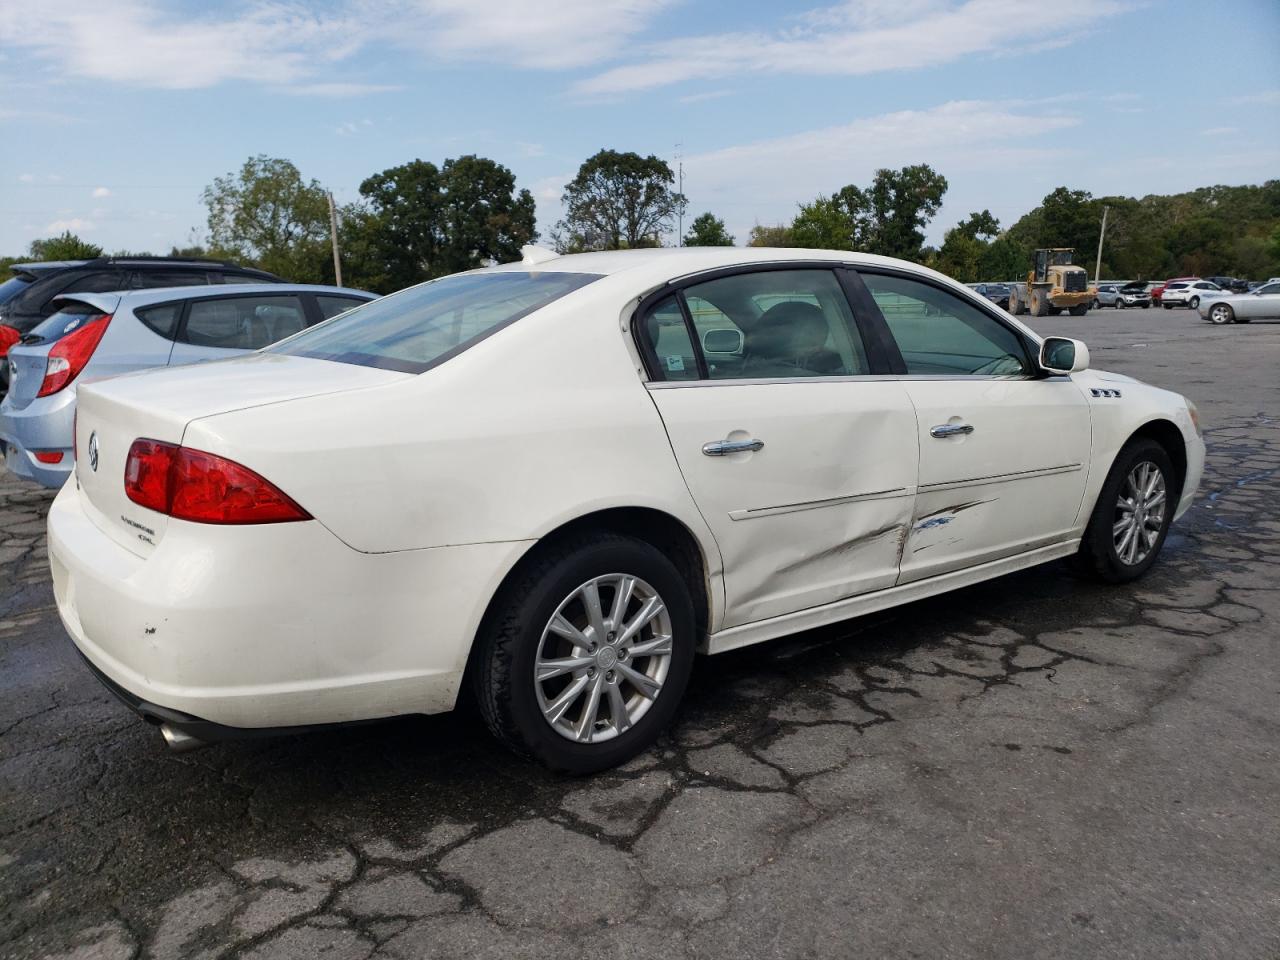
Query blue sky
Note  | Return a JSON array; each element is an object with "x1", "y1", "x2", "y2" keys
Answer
[{"x1": 2, "y1": 0, "x2": 1278, "y2": 257}]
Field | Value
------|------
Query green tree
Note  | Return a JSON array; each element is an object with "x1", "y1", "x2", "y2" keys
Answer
[
  {"x1": 979, "y1": 236, "x2": 1029, "y2": 281},
  {"x1": 683, "y1": 212, "x2": 734, "y2": 246},
  {"x1": 791, "y1": 185, "x2": 870, "y2": 250},
  {"x1": 202, "y1": 155, "x2": 331, "y2": 282},
  {"x1": 555, "y1": 149, "x2": 685, "y2": 251},
  {"x1": 862, "y1": 164, "x2": 948, "y2": 261},
  {"x1": 953, "y1": 209, "x2": 1000, "y2": 240},
  {"x1": 435, "y1": 155, "x2": 537, "y2": 275},
  {"x1": 28, "y1": 231, "x2": 104, "y2": 260},
  {"x1": 748, "y1": 223, "x2": 794, "y2": 247},
  {"x1": 934, "y1": 230, "x2": 986, "y2": 282},
  {"x1": 353, "y1": 156, "x2": 536, "y2": 291}
]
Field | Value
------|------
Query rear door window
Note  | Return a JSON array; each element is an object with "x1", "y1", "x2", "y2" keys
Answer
[
  {"x1": 135, "y1": 303, "x2": 182, "y2": 340},
  {"x1": 182, "y1": 295, "x2": 308, "y2": 349}
]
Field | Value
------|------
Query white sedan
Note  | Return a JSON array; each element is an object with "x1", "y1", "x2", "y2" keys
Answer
[
  {"x1": 1198, "y1": 280, "x2": 1280, "y2": 324},
  {"x1": 49, "y1": 247, "x2": 1205, "y2": 772}
]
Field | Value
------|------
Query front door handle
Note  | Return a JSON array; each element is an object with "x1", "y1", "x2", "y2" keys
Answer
[
  {"x1": 702, "y1": 438, "x2": 765, "y2": 456},
  {"x1": 930, "y1": 423, "x2": 975, "y2": 439}
]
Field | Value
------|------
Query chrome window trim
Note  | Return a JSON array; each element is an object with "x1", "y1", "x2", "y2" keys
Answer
[{"x1": 643, "y1": 372, "x2": 1062, "y2": 389}]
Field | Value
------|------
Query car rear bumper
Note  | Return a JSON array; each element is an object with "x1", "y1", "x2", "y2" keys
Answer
[
  {"x1": 48, "y1": 480, "x2": 533, "y2": 731},
  {"x1": 0, "y1": 390, "x2": 75, "y2": 487}
]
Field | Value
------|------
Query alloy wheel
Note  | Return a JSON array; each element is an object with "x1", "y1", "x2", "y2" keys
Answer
[
  {"x1": 534, "y1": 574, "x2": 673, "y2": 743},
  {"x1": 1209, "y1": 303, "x2": 1233, "y2": 324},
  {"x1": 1112, "y1": 461, "x2": 1167, "y2": 566}
]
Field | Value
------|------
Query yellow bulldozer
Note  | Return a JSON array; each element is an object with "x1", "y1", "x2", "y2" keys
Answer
[{"x1": 1007, "y1": 248, "x2": 1096, "y2": 317}]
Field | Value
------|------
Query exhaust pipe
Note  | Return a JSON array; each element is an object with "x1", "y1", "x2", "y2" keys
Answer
[{"x1": 159, "y1": 724, "x2": 208, "y2": 753}]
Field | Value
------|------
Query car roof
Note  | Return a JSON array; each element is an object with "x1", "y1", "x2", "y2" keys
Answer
[{"x1": 485, "y1": 246, "x2": 974, "y2": 292}]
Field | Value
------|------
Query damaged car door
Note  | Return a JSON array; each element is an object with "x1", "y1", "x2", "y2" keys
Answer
[
  {"x1": 640, "y1": 267, "x2": 919, "y2": 628},
  {"x1": 857, "y1": 270, "x2": 1091, "y2": 582}
]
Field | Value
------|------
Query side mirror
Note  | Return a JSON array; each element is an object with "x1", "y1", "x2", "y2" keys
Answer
[{"x1": 1040, "y1": 336, "x2": 1089, "y2": 374}]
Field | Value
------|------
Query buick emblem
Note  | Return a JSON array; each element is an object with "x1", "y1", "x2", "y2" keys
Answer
[{"x1": 87, "y1": 432, "x2": 99, "y2": 473}]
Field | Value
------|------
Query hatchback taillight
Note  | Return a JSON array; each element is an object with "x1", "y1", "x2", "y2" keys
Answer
[
  {"x1": 124, "y1": 440, "x2": 310, "y2": 524},
  {"x1": 0, "y1": 324, "x2": 19, "y2": 358},
  {"x1": 38, "y1": 314, "x2": 111, "y2": 396}
]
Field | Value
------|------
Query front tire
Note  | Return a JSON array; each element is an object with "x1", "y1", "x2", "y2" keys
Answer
[
  {"x1": 1116, "y1": 298, "x2": 1127, "y2": 310},
  {"x1": 472, "y1": 533, "x2": 696, "y2": 774},
  {"x1": 1075, "y1": 438, "x2": 1176, "y2": 584},
  {"x1": 1208, "y1": 303, "x2": 1234, "y2": 325}
]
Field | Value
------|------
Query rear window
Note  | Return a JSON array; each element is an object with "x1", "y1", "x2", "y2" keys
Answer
[
  {"x1": 271, "y1": 271, "x2": 601, "y2": 373},
  {"x1": 23, "y1": 301, "x2": 106, "y2": 344},
  {"x1": 0, "y1": 275, "x2": 33, "y2": 305}
]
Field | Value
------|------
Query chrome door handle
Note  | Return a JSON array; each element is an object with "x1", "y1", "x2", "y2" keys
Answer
[
  {"x1": 702, "y1": 439, "x2": 764, "y2": 456},
  {"x1": 930, "y1": 423, "x2": 975, "y2": 438}
]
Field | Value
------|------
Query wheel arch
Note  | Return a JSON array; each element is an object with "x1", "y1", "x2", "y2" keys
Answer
[
  {"x1": 1126, "y1": 418, "x2": 1188, "y2": 499},
  {"x1": 461, "y1": 506, "x2": 718, "y2": 701}
]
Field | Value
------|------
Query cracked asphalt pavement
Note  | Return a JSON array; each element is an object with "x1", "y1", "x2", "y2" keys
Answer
[{"x1": 2, "y1": 306, "x2": 1278, "y2": 959}]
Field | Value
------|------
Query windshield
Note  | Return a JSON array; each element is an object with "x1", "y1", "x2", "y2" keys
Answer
[
  {"x1": 270, "y1": 270, "x2": 602, "y2": 373},
  {"x1": 0, "y1": 275, "x2": 33, "y2": 307},
  {"x1": 1049, "y1": 251, "x2": 1073, "y2": 266}
]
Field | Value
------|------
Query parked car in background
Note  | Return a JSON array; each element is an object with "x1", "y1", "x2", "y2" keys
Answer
[
  {"x1": 1198, "y1": 280, "x2": 1280, "y2": 324},
  {"x1": 1162, "y1": 280, "x2": 1224, "y2": 310},
  {"x1": 1151, "y1": 277, "x2": 1198, "y2": 306},
  {"x1": 1207, "y1": 276, "x2": 1249, "y2": 293},
  {"x1": 1095, "y1": 281, "x2": 1152, "y2": 309},
  {"x1": 47, "y1": 247, "x2": 1203, "y2": 772},
  {"x1": 0, "y1": 257, "x2": 282, "y2": 398},
  {"x1": 971, "y1": 283, "x2": 1010, "y2": 308},
  {"x1": 1, "y1": 284, "x2": 373, "y2": 487}
]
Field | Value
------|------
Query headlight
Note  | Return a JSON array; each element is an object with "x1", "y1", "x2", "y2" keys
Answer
[{"x1": 1186, "y1": 398, "x2": 1202, "y2": 438}]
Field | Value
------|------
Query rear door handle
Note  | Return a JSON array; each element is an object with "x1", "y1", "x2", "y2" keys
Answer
[
  {"x1": 702, "y1": 439, "x2": 765, "y2": 456},
  {"x1": 930, "y1": 423, "x2": 974, "y2": 438}
]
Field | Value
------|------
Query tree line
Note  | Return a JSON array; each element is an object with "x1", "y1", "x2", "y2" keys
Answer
[{"x1": 4, "y1": 151, "x2": 1278, "y2": 292}]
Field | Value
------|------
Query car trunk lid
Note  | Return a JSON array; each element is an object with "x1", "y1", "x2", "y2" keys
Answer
[{"x1": 74, "y1": 353, "x2": 411, "y2": 556}]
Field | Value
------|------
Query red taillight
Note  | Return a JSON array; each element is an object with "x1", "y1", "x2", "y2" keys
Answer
[
  {"x1": 34, "y1": 450, "x2": 64, "y2": 464},
  {"x1": 0, "y1": 324, "x2": 19, "y2": 358},
  {"x1": 37, "y1": 314, "x2": 111, "y2": 397},
  {"x1": 124, "y1": 440, "x2": 310, "y2": 525}
]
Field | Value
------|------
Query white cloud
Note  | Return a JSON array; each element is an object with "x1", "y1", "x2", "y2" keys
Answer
[
  {"x1": 282, "y1": 82, "x2": 404, "y2": 97},
  {"x1": 679, "y1": 89, "x2": 732, "y2": 104},
  {"x1": 1230, "y1": 89, "x2": 1280, "y2": 106},
  {"x1": 45, "y1": 217, "x2": 95, "y2": 233},
  {"x1": 1200, "y1": 126, "x2": 1238, "y2": 136},
  {"x1": 0, "y1": 0, "x2": 676, "y2": 90},
  {"x1": 679, "y1": 99, "x2": 1082, "y2": 244},
  {"x1": 92, "y1": 186, "x2": 111, "y2": 198},
  {"x1": 574, "y1": 0, "x2": 1131, "y2": 96},
  {"x1": 18, "y1": 173, "x2": 34, "y2": 182},
  {"x1": 335, "y1": 119, "x2": 374, "y2": 136}
]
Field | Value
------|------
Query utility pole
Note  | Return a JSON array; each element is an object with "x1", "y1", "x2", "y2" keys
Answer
[
  {"x1": 327, "y1": 191, "x2": 343, "y2": 287},
  {"x1": 1094, "y1": 205, "x2": 1109, "y2": 283},
  {"x1": 675, "y1": 143, "x2": 684, "y2": 247}
]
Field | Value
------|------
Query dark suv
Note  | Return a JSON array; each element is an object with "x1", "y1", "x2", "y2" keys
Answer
[{"x1": 0, "y1": 257, "x2": 281, "y2": 396}]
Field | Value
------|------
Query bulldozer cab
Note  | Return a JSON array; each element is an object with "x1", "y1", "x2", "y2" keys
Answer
[{"x1": 1033, "y1": 248, "x2": 1075, "y2": 283}]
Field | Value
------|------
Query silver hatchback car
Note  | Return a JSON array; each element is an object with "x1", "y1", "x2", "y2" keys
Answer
[{"x1": 0, "y1": 283, "x2": 374, "y2": 487}]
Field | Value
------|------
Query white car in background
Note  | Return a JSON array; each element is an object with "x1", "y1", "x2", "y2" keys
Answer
[
  {"x1": 1198, "y1": 280, "x2": 1280, "y2": 324},
  {"x1": 49, "y1": 247, "x2": 1204, "y2": 773},
  {"x1": 1161, "y1": 280, "x2": 1223, "y2": 310}
]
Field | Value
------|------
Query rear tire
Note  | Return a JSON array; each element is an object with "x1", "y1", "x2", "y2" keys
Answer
[
  {"x1": 1008, "y1": 289, "x2": 1025, "y2": 315},
  {"x1": 1074, "y1": 438, "x2": 1176, "y2": 584},
  {"x1": 1116, "y1": 298, "x2": 1127, "y2": 309},
  {"x1": 472, "y1": 533, "x2": 696, "y2": 774},
  {"x1": 1069, "y1": 304, "x2": 1088, "y2": 316},
  {"x1": 1031, "y1": 289, "x2": 1049, "y2": 316},
  {"x1": 1189, "y1": 296, "x2": 1200, "y2": 310}
]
